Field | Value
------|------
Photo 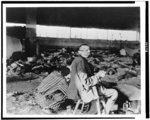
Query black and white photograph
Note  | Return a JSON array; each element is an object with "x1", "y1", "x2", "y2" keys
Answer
[{"x1": 1, "y1": 1, "x2": 148, "y2": 119}]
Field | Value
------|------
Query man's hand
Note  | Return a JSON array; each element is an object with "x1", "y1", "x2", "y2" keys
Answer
[
  {"x1": 83, "y1": 84, "x2": 89, "y2": 91},
  {"x1": 96, "y1": 70, "x2": 106, "y2": 78}
]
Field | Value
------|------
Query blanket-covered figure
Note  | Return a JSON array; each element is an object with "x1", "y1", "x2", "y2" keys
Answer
[{"x1": 35, "y1": 66, "x2": 70, "y2": 112}]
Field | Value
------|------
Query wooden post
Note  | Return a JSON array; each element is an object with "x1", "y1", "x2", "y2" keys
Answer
[
  {"x1": 26, "y1": 8, "x2": 37, "y2": 56},
  {"x1": 36, "y1": 39, "x2": 39, "y2": 56}
]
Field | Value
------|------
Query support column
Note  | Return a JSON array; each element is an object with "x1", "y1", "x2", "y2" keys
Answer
[
  {"x1": 36, "y1": 39, "x2": 39, "y2": 56},
  {"x1": 25, "y1": 8, "x2": 37, "y2": 56}
]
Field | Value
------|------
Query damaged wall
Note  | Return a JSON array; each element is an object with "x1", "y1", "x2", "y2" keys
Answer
[
  {"x1": 38, "y1": 37, "x2": 140, "y2": 51},
  {"x1": 34, "y1": 25, "x2": 140, "y2": 53},
  {"x1": 7, "y1": 35, "x2": 22, "y2": 59}
]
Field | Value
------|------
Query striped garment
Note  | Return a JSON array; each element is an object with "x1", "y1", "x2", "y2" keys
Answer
[{"x1": 35, "y1": 71, "x2": 68, "y2": 109}]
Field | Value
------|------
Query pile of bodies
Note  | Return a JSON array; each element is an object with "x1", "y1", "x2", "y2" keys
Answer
[
  {"x1": 6, "y1": 47, "x2": 141, "y2": 114},
  {"x1": 7, "y1": 48, "x2": 74, "y2": 77}
]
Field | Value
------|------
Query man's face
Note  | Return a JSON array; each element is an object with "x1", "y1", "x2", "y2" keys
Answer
[{"x1": 78, "y1": 45, "x2": 90, "y2": 58}]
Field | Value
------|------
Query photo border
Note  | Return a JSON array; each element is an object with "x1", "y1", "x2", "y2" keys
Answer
[{"x1": 1, "y1": 1, "x2": 148, "y2": 119}]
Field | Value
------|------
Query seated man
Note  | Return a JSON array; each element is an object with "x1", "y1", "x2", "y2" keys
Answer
[
  {"x1": 35, "y1": 66, "x2": 70, "y2": 113},
  {"x1": 67, "y1": 44, "x2": 118, "y2": 114}
]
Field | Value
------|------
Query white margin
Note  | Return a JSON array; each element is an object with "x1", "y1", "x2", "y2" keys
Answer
[{"x1": 2, "y1": 1, "x2": 146, "y2": 119}]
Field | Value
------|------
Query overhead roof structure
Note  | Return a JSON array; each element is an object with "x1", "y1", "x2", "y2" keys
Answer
[{"x1": 6, "y1": 7, "x2": 140, "y2": 30}]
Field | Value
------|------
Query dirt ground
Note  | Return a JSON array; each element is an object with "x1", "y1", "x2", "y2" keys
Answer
[
  {"x1": 6, "y1": 78, "x2": 78, "y2": 115},
  {"x1": 6, "y1": 77, "x2": 140, "y2": 115}
]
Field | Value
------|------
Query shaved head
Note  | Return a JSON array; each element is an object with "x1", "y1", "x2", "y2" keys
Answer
[{"x1": 78, "y1": 44, "x2": 89, "y2": 51}]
